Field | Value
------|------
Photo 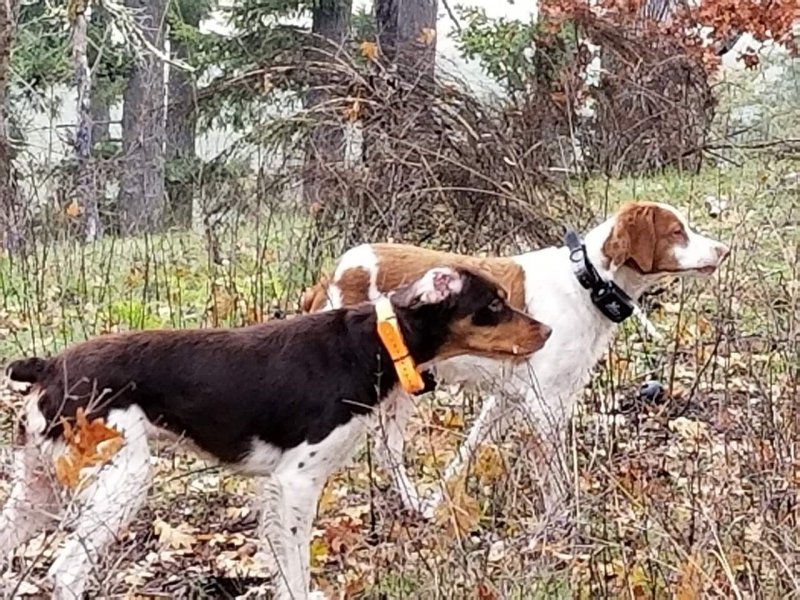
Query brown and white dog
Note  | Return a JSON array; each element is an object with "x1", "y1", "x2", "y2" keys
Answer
[
  {"x1": 0, "y1": 267, "x2": 551, "y2": 600},
  {"x1": 302, "y1": 201, "x2": 731, "y2": 517}
]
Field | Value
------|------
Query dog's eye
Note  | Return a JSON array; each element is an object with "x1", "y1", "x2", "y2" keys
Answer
[{"x1": 488, "y1": 298, "x2": 504, "y2": 313}]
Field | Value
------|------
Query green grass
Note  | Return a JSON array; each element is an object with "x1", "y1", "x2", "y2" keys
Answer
[{"x1": 0, "y1": 211, "x2": 324, "y2": 362}]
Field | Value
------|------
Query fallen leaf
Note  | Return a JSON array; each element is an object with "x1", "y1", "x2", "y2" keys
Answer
[
  {"x1": 318, "y1": 483, "x2": 339, "y2": 514},
  {"x1": 322, "y1": 516, "x2": 361, "y2": 556},
  {"x1": 474, "y1": 444, "x2": 505, "y2": 483},
  {"x1": 153, "y1": 518, "x2": 197, "y2": 551},
  {"x1": 310, "y1": 536, "x2": 329, "y2": 566},
  {"x1": 668, "y1": 417, "x2": 708, "y2": 443},
  {"x1": 439, "y1": 408, "x2": 464, "y2": 429},
  {"x1": 343, "y1": 97, "x2": 362, "y2": 123},
  {"x1": 54, "y1": 407, "x2": 124, "y2": 489},
  {"x1": 65, "y1": 200, "x2": 82, "y2": 218},
  {"x1": 675, "y1": 555, "x2": 702, "y2": 600},
  {"x1": 417, "y1": 27, "x2": 436, "y2": 46},
  {"x1": 435, "y1": 475, "x2": 481, "y2": 536},
  {"x1": 359, "y1": 40, "x2": 379, "y2": 61}
]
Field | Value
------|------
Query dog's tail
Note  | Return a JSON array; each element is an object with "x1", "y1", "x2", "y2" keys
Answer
[
  {"x1": 6, "y1": 357, "x2": 49, "y2": 389},
  {"x1": 300, "y1": 275, "x2": 330, "y2": 313}
]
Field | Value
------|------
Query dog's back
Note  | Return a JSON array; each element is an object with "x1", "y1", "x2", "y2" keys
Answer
[{"x1": 303, "y1": 243, "x2": 528, "y2": 313}]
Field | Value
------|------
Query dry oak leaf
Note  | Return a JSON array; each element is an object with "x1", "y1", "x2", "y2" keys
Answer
[
  {"x1": 322, "y1": 516, "x2": 361, "y2": 556},
  {"x1": 54, "y1": 407, "x2": 124, "y2": 489},
  {"x1": 435, "y1": 475, "x2": 481, "y2": 536},
  {"x1": 359, "y1": 40, "x2": 379, "y2": 62},
  {"x1": 153, "y1": 518, "x2": 198, "y2": 551}
]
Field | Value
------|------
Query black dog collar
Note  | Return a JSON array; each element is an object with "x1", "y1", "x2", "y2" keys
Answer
[{"x1": 564, "y1": 230, "x2": 635, "y2": 324}]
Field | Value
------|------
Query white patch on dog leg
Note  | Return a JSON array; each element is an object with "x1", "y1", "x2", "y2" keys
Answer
[
  {"x1": 254, "y1": 419, "x2": 366, "y2": 599},
  {"x1": 421, "y1": 394, "x2": 505, "y2": 519},
  {"x1": 374, "y1": 392, "x2": 423, "y2": 513},
  {"x1": 632, "y1": 304, "x2": 663, "y2": 341},
  {"x1": 48, "y1": 406, "x2": 152, "y2": 599}
]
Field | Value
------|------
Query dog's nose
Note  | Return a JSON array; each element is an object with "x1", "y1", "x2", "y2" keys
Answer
[
  {"x1": 715, "y1": 243, "x2": 731, "y2": 262},
  {"x1": 540, "y1": 324, "x2": 552, "y2": 340}
]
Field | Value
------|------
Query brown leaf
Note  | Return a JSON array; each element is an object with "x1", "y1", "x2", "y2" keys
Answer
[
  {"x1": 477, "y1": 583, "x2": 498, "y2": 600},
  {"x1": 474, "y1": 444, "x2": 505, "y2": 483},
  {"x1": 153, "y1": 518, "x2": 197, "y2": 551},
  {"x1": 359, "y1": 40, "x2": 379, "y2": 62},
  {"x1": 435, "y1": 475, "x2": 481, "y2": 536},
  {"x1": 322, "y1": 516, "x2": 361, "y2": 556},
  {"x1": 417, "y1": 27, "x2": 436, "y2": 46},
  {"x1": 343, "y1": 97, "x2": 362, "y2": 123},
  {"x1": 54, "y1": 407, "x2": 124, "y2": 489},
  {"x1": 675, "y1": 555, "x2": 702, "y2": 600},
  {"x1": 65, "y1": 200, "x2": 83, "y2": 218}
]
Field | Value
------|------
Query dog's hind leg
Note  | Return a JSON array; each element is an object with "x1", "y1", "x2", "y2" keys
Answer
[{"x1": 47, "y1": 406, "x2": 152, "y2": 599}]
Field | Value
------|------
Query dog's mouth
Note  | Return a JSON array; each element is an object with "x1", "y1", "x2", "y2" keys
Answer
[
  {"x1": 506, "y1": 344, "x2": 540, "y2": 359},
  {"x1": 695, "y1": 265, "x2": 717, "y2": 276}
]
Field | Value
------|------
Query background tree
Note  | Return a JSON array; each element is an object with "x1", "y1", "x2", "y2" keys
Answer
[
  {"x1": 118, "y1": 0, "x2": 168, "y2": 235},
  {"x1": 0, "y1": 0, "x2": 20, "y2": 250},
  {"x1": 68, "y1": 0, "x2": 100, "y2": 239},
  {"x1": 89, "y1": 4, "x2": 113, "y2": 151},
  {"x1": 303, "y1": 0, "x2": 352, "y2": 205},
  {"x1": 165, "y1": 0, "x2": 213, "y2": 228},
  {"x1": 376, "y1": 0, "x2": 437, "y2": 79}
]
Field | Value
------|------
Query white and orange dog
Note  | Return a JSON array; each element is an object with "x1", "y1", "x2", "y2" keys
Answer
[{"x1": 303, "y1": 201, "x2": 731, "y2": 517}]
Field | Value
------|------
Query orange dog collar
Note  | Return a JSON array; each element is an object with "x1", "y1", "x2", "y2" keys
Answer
[{"x1": 375, "y1": 297, "x2": 425, "y2": 394}]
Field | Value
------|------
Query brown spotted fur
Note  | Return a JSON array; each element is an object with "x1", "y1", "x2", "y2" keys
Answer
[
  {"x1": 601, "y1": 202, "x2": 688, "y2": 273},
  {"x1": 303, "y1": 245, "x2": 527, "y2": 314}
]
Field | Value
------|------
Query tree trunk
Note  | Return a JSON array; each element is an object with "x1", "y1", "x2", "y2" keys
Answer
[
  {"x1": 303, "y1": 0, "x2": 352, "y2": 206},
  {"x1": 165, "y1": 39, "x2": 195, "y2": 228},
  {"x1": 165, "y1": 2, "x2": 200, "y2": 229},
  {"x1": 90, "y1": 3, "x2": 110, "y2": 147},
  {"x1": 118, "y1": 0, "x2": 167, "y2": 235},
  {"x1": 377, "y1": 0, "x2": 437, "y2": 80},
  {"x1": 90, "y1": 91, "x2": 110, "y2": 147},
  {"x1": 71, "y1": 0, "x2": 101, "y2": 240},
  {"x1": 0, "y1": 0, "x2": 21, "y2": 251}
]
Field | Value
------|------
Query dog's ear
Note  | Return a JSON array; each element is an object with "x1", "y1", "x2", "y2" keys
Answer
[
  {"x1": 603, "y1": 203, "x2": 656, "y2": 272},
  {"x1": 390, "y1": 267, "x2": 463, "y2": 309}
]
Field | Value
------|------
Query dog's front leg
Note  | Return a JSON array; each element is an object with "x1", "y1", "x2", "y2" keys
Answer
[
  {"x1": 420, "y1": 393, "x2": 509, "y2": 519},
  {"x1": 374, "y1": 390, "x2": 424, "y2": 514},
  {"x1": 261, "y1": 470, "x2": 325, "y2": 600},
  {"x1": 520, "y1": 389, "x2": 572, "y2": 518}
]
